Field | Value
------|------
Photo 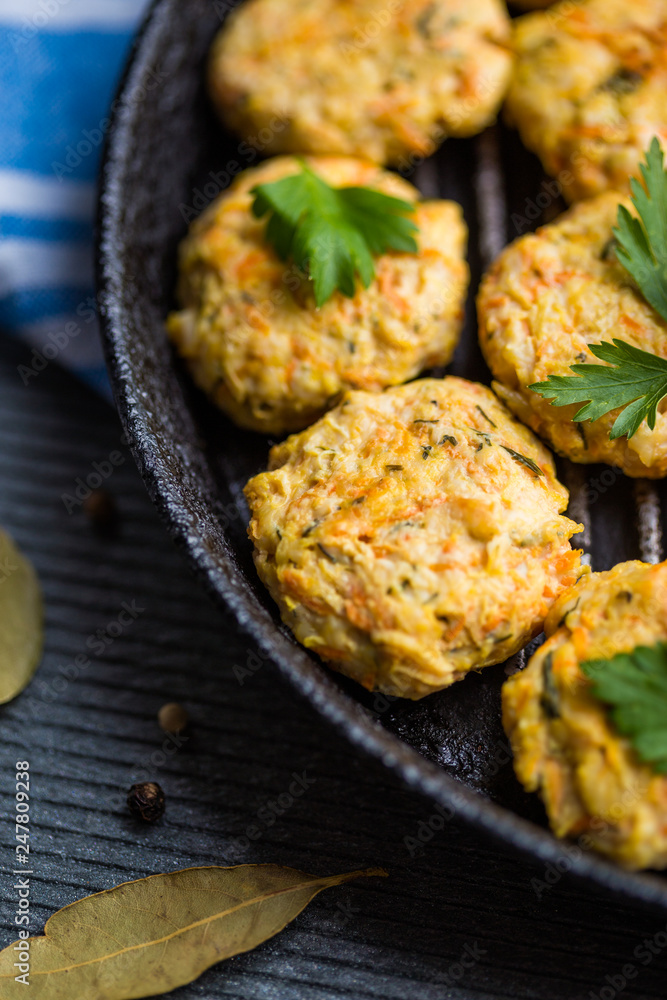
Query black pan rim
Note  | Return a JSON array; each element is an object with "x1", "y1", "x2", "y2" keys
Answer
[{"x1": 95, "y1": 0, "x2": 667, "y2": 912}]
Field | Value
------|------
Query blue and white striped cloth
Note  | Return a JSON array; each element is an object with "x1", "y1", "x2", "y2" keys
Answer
[{"x1": 0, "y1": 0, "x2": 151, "y2": 395}]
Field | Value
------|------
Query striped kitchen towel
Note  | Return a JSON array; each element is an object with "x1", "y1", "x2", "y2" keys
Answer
[{"x1": 0, "y1": 0, "x2": 151, "y2": 396}]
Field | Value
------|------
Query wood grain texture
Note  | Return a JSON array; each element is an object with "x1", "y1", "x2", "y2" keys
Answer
[{"x1": 2, "y1": 336, "x2": 667, "y2": 999}]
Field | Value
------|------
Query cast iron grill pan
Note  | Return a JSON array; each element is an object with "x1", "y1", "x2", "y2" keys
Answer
[{"x1": 96, "y1": 0, "x2": 667, "y2": 909}]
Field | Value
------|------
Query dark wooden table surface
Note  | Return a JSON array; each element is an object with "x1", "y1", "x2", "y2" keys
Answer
[{"x1": 2, "y1": 331, "x2": 667, "y2": 999}]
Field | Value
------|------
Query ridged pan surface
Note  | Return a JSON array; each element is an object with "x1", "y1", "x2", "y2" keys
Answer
[{"x1": 96, "y1": 0, "x2": 667, "y2": 908}]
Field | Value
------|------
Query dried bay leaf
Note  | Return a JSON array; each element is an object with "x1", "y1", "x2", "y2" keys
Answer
[
  {"x1": 0, "y1": 529, "x2": 42, "y2": 703},
  {"x1": 0, "y1": 865, "x2": 386, "y2": 999}
]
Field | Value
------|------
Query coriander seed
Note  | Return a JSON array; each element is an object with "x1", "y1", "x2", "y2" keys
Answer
[{"x1": 158, "y1": 702, "x2": 189, "y2": 734}]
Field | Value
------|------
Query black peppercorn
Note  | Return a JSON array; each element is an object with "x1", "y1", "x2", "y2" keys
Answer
[
  {"x1": 83, "y1": 489, "x2": 119, "y2": 538},
  {"x1": 127, "y1": 781, "x2": 165, "y2": 823}
]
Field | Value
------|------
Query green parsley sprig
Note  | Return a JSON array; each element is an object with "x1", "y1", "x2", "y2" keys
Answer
[
  {"x1": 251, "y1": 164, "x2": 419, "y2": 307},
  {"x1": 581, "y1": 642, "x2": 667, "y2": 773},
  {"x1": 614, "y1": 137, "x2": 667, "y2": 324},
  {"x1": 529, "y1": 339, "x2": 667, "y2": 440},
  {"x1": 530, "y1": 139, "x2": 667, "y2": 440}
]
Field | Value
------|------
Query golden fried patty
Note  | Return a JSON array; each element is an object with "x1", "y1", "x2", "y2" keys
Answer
[
  {"x1": 245, "y1": 377, "x2": 585, "y2": 699},
  {"x1": 477, "y1": 193, "x2": 667, "y2": 478},
  {"x1": 503, "y1": 560, "x2": 667, "y2": 870},
  {"x1": 167, "y1": 156, "x2": 469, "y2": 435},
  {"x1": 506, "y1": 0, "x2": 667, "y2": 202},
  {"x1": 208, "y1": 0, "x2": 513, "y2": 167}
]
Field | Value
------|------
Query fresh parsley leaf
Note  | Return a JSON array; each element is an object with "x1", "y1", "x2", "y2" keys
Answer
[
  {"x1": 614, "y1": 137, "x2": 667, "y2": 324},
  {"x1": 529, "y1": 338, "x2": 667, "y2": 439},
  {"x1": 530, "y1": 140, "x2": 667, "y2": 441},
  {"x1": 251, "y1": 164, "x2": 419, "y2": 307},
  {"x1": 581, "y1": 642, "x2": 667, "y2": 773}
]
